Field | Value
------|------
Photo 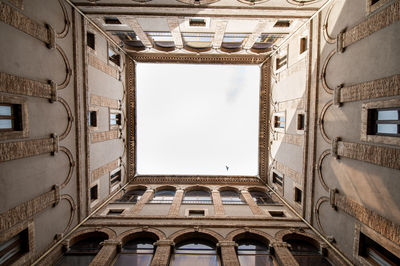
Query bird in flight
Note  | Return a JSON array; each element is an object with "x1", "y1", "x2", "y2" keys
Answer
[{"x1": 226, "y1": 165, "x2": 229, "y2": 171}]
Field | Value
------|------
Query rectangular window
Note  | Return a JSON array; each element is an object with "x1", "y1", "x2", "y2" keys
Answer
[
  {"x1": 0, "y1": 229, "x2": 29, "y2": 265},
  {"x1": 294, "y1": 187, "x2": 302, "y2": 204},
  {"x1": 107, "y1": 209, "x2": 124, "y2": 216},
  {"x1": 188, "y1": 210, "x2": 205, "y2": 217},
  {"x1": 88, "y1": 111, "x2": 97, "y2": 127},
  {"x1": 110, "y1": 112, "x2": 121, "y2": 126},
  {"x1": 189, "y1": 18, "x2": 206, "y2": 27},
  {"x1": 299, "y1": 37, "x2": 308, "y2": 54},
  {"x1": 274, "y1": 115, "x2": 285, "y2": 129},
  {"x1": 90, "y1": 185, "x2": 98, "y2": 202},
  {"x1": 297, "y1": 113, "x2": 305, "y2": 130},
  {"x1": 367, "y1": 108, "x2": 400, "y2": 137},
  {"x1": 110, "y1": 169, "x2": 121, "y2": 186},
  {"x1": 359, "y1": 232, "x2": 400, "y2": 265},
  {"x1": 0, "y1": 104, "x2": 22, "y2": 131},
  {"x1": 108, "y1": 48, "x2": 121, "y2": 67},
  {"x1": 274, "y1": 20, "x2": 291, "y2": 27},
  {"x1": 276, "y1": 55, "x2": 287, "y2": 70},
  {"x1": 87, "y1": 32, "x2": 95, "y2": 50},
  {"x1": 269, "y1": 211, "x2": 285, "y2": 217},
  {"x1": 371, "y1": 0, "x2": 381, "y2": 5},
  {"x1": 272, "y1": 172, "x2": 283, "y2": 187},
  {"x1": 104, "y1": 17, "x2": 121, "y2": 24}
]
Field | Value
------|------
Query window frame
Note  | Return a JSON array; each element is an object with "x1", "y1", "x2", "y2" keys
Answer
[
  {"x1": 0, "y1": 221, "x2": 34, "y2": 266},
  {"x1": 108, "y1": 46, "x2": 121, "y2": 68},
  {"x1": 361, "y1": 98, "x2": 400, "y2": 146},
  {"x1": 273, "y1": 111, "x2": 286, "y2": 133},
  {"x1": 109, "y1": 109, "x2": 122, "y2": 130},
  {"x1": 353, "y1": 223, "x2": 400, "y2": 266},
  {"x1": 0, "y1": 95, "x2": 28, "y2": 140},
  {"x1": 366, "y1": 0, "x2": 390, "y2": 14},
  {"x1": 110, "y1": 168, "x2": 122, "y2": 191}
]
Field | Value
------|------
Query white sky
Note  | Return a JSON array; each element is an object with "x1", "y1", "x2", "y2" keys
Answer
[{"x1": 136, "y1": 63, "x2": 260, "y2": 176}]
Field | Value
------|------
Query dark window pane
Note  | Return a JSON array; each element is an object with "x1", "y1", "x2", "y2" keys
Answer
[
  {"x1": 56, "y1": 255, "x2": 96, "y2": 266},
  {"x1": 114, "y1": 254, "x2": 153, "y2": 266},
  {"x1": 238, "y1": 255, "x2": 274, "y2": 266}
]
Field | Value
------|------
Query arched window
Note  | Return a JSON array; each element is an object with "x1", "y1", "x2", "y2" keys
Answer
[
  {"x1": 220, "y1": 190, "x2": 244, "y2": 204},
  {"x1": 237, "y1": 239, "x2": 274, "y2": 266},
  {"x1": 56, "y1": 232, "x2": 107, "y2": 265},
  {"x1": 249, "y1": 190, "x2": 274, "y2": 205},
  {"x1": 182, "y1": 189, "x2": 212, "y2": 204},
  {"x1": 150, "y1": 189, "x2": 176, "y2": 203},
  {"x1": 285, "y1": 238, "x2": 332, "y2": 266},
  {"x1": 113, "y1": 238, "x2": 155, "y2": 266},
  {"x1": 171, "y1": 239, "x2": 220, "y2": 266},
  {"x1": 117, "y1": 189, "x2": 146, "y2": 203}
]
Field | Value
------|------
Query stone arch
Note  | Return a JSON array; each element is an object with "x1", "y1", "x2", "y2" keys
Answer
[
  {"x1": 117, "y1": 227, "x2": 167, "y2": 244},
  {"x1": 247, "y1": 186, "x2": 268, "y2": 193},
  {"x1": 184, "y1": 185, "x2": 212, "y2": 193},
  {"x1": 124, "y1": 185, "x2": 148, "y2": 191},
  {"x1": 226, "y1": 228, "x2": 274, "y2": 243},
  {"x1": 218, "y1": 186, "x2": 240, "y2": 192},
  {"x1": 275, "y1": 229, "x2": 323, "y2": 248},
  {"x1": 67, "y1": 227, "x2": 116, "y2": 247},
  {"x1": 154, "y1": 185, "x2": 177, "y2": 192},
  {"x1": 169, "y1": 228, "x2": 224, "y2": 244}
]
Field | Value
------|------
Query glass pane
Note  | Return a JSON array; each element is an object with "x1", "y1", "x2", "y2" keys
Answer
[
  {"x1": 377, "y1": 124, "x2": 397, "y2": 134},
  {"x1": 238, "y1": 255, "x2": 274, "y2": 266},
  {"x1": 0, "y1": 106, "x2": 11, "y2": 115},
  {"x1": 378, "y1": 110, "x2": 398, "y2": 120},
  {"x1": 171, "y1": 254, "x2": 219, "y2": 266},
  {"x1": 110, "y1": 114, "x2": 117, "y2": 119},
  {"x1": 110, "y1": 120, "x2": 117, "y2": 125},
  {"x1": 56, "y1": 255, "x2": 95, "y2": 266},
  {"x1": 114, "y1": 254, "x2": 153, "y2": 266},
  {"x1": 293, "y1": 255, "x2": 332, "y2": 266},
  {"x1": 0, "y1": 119, "x2": 12, "y2": 129}
]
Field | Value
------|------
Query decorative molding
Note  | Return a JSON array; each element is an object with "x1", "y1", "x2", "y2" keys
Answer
[
  {"x1": 0, "y1": 188, "x2": 59, "y2": 232},
  {"x1": 212, "y1": 21, "x2": 228, "y2": 49},
  {"x1": 334, "y1": 192, "x2": 400, "y2": 245},
  {"x1": 0, "y1": 2, "x2": 54, "y2": 47},
  {"x1": 343, "y1": 1, "x2": 400, "y2": 48},
  {"x1": 336, "y1": 140, "x2": 400, "y2": 170},
  {"x1": 119, "y1": 17, "x2": 152, "y2": 48},
  {"x1": 0, "y1": 136, "x2": 58, "y2": 162},
  {"x1": 277, "y1": 98, "x2": 304, "y2": 112},
  {"x1": 0, "y1": 72, "x2": 55, "y2": 99},
  {"x1": 273, "y1": 160, "x2": 302, "y2": 186},
  {"x1": 88, "y1": 53, "x2": 119, "y2": 80},
  {"x1": 337, "y1": 74, "x2": 400, "y2": 104},
  {"x1": 91, "y1": 159, "x2": 119, "y2": 183},
  {"x1": 126, "y1": 59, "x2": 136, "y2": 178},
  {"x1": 259, "y1": 62, "x2": 271, "y2": 182},
  {"x1": 132, "y1": 175, "x2": 263, "y2": 185},
  {"x1": 275, "y1": 132, "x2": 303, "y2": 146},
  {"x1": 90, "y1": 129, "x2": 119, "y2": 143},
  {"x1": 130, "y1": 53, "x2": 267, "y2": 64},
  {"x1": 177, "y1": 0, "x2": 220, "y2": 5},
  {"x1": 90, "y1": 94, "x2": 119, "y2": 109},
  {"x1": 6, "y1": 0, "x2": 23, "y2": 9},
  {"x1": 167, "y1": 17, "x2": 183, "y2": 49}
]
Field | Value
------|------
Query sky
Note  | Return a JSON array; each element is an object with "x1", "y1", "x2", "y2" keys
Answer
[{"x1": 136, "y1": 63, "x2": 260, "y2": 176}]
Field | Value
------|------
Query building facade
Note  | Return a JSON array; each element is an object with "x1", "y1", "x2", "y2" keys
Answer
[{"x1": 0, "y1": 0, "x2": 399, "y2": 265}]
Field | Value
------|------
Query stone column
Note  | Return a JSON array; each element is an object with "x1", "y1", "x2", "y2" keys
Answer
[
  {"x1": 151, "y1": 240, "x2": 174, "y2": 266},
  {"x1": 168, "y1": 189, "x2": 184, "y2": 216},
  {"x1": 211, "y1": 190, "x2": 225, "y2": 216},
  {"x1": 124, "y1": 189, "x2": 154, "y2": 215},
  {"x1": 218, "y1": 241, "x2": 240, "y2": 266},
  {"x1": 270, "y1": 242, "x2": 299, "y2": 266},
  {"x1": 90, "y1": 240, "x2": 120, "y2": 266},
  {"x1": 240, "y1": 189, "x2": 264, "y2": 215}
]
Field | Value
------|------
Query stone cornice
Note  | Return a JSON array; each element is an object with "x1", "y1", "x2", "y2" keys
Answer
[{"x1": 132, "y1": 175, "x2": 263, "y2": 185}]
